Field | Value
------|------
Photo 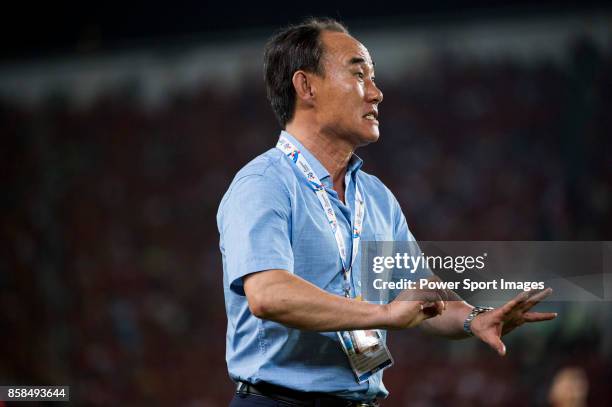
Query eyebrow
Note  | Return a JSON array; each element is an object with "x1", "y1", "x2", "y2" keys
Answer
[{"x1": 348, "y1": 57, "x2": 375, "y2": 67}]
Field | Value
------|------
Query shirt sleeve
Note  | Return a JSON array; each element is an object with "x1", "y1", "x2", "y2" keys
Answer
[
  {"x1": 392, "y1": 194, "x2": 416, "y2": 242},
  {"x1": 218, "y1": 173, "x2": 293, "y2": 295},
  {"x1": 392, "y1": 195, "x2": 433, "y2": 279},
  {"x1": 393, "y1": 206, "x2": 416, "y2": 242}
]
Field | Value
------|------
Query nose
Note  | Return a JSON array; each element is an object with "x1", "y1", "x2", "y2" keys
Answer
[{"x1": 366, "y1": 80, "x2": 383, "y2": 104}]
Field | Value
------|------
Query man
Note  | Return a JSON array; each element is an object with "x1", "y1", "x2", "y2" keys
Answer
[{"x1": 217, "y1": 17, "x2": 557, "y2": 406}]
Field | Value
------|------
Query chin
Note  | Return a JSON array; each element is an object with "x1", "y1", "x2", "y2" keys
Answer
[
  {"x1": 339, "y1": 124, "x2": 380, "y2": 146},
  {"x1": 358, "y1": 130, "x2": 380, "y2": 146}
]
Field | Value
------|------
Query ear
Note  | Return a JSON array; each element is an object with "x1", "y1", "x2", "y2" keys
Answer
[{"x1": 292, "y1": 70, "x2": 316, "y2": 105}]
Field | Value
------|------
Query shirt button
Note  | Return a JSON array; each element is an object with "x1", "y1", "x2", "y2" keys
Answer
[{"x1": 358, "y1": 281, "x2": 362, "y2": 287}]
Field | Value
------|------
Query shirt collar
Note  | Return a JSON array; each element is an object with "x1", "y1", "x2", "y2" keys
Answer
[
  {"x1": 348, "y1": 152, "x2": 364, "y2": 175},
  {"x1": 279, "y1": 130, "x2": 363, "y2": 184}
]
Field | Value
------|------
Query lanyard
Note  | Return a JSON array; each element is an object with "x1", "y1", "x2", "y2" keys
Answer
[{"x1": 276, "y1": 136, "x2": 365, "y2": 298}]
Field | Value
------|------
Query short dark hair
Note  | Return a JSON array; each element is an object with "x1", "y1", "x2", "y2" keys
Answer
[{"x1": 263, "y1": 17, "x2": 349, "y2": 128}]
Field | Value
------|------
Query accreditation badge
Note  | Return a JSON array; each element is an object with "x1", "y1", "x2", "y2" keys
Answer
[{"x1": 336, "y1": 329, "x2": 394, "y2": 383}]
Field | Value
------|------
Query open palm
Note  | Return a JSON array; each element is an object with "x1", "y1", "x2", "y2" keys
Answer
[{"x1": 470, "y1": 288, "x2": 557, "y2": 356}]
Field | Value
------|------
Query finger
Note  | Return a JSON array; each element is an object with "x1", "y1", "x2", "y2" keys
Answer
[
  {"x1": 495, "y1": 339, "x2": 507, "y2": 357},
  {"x1": 499, "y1": 290, "x2": 531, "y2": 315},
  {"x1": 500, "y1": 287, "x2": 553, "y2": 315},
  {"x1": 522, "y1": 288, "x2": 554, "y2": 312},
  {"x1": 523, "y1": 311, "x2": 558, "y2": 322},
  {"x1": 435, "y1": 299, "x2": 445, "y2": 314},
  {"x1": 481, "y1": 334, "x2": 507, "y2": 356}
]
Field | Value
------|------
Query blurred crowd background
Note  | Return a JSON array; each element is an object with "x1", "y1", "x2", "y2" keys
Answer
[{"x1": 1, "y1": 3, "x2": 611, "y2": 406}]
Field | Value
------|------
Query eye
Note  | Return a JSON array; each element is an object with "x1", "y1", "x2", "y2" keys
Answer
[{"x1": 354, "y1": 72, "x2": 365, "y2": 80}]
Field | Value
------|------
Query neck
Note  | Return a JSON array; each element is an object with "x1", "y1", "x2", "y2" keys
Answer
[{"x1": 285, "y1": 124, "x2": 354, "y2": 187}]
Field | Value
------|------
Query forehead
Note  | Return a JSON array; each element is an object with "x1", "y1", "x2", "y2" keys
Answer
[{"x1": 320, "y1": 31, "x2": 373, "y2": 68}]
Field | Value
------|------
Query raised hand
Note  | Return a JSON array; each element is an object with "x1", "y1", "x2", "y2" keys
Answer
[{"x1": 470, "y1": 288, "x2": 557, "y2": 356}]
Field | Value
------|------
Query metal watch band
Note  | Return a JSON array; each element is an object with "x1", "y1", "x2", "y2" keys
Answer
[{"x1": 463, "y1": 306, "x2": 494, "y2": 336}]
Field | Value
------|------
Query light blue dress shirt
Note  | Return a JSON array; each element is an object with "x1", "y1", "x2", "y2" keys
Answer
[{"x1": 217, "y1": 131, "x2": 418, "y2": 400}]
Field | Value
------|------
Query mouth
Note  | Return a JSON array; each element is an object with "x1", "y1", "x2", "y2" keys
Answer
[{"x1": 363, "y1": 111, "x2": 379, "y2": 124}]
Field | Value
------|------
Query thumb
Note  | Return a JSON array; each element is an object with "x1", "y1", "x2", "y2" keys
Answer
[{"x1": 482, "y1": 334, "x2": 507, "y2": 356}]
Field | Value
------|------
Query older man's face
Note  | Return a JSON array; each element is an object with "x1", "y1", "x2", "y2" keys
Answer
[{"x1": 313, "y1": 31, "x2": 383, "y2": 146}]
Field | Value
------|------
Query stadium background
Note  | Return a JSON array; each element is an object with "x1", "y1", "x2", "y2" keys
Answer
[{"x1": 1, "y1": 2, "x2": 611, "y2": 406}]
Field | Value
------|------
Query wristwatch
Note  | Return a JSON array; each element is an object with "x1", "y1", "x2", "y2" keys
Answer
[{"x1": 463, "y1": 306, "x2": 494, "y2": 336}]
